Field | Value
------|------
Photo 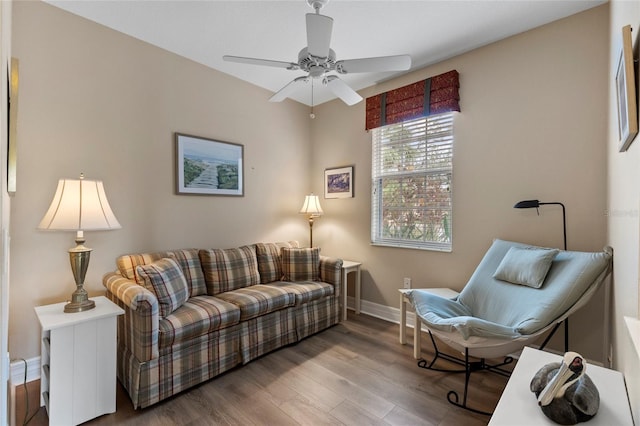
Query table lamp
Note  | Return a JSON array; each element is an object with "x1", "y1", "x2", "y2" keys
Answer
[
  {"x1": 38, "y1": 174, "x2": 121, "y2": 313},
  {"x1": 299, "y1": 194, "x2": 323, "y2": 247}
]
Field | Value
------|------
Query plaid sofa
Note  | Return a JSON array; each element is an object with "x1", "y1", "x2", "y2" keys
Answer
[{"x1": 103, "y1": 241, "x2": 343, "y2": 409}]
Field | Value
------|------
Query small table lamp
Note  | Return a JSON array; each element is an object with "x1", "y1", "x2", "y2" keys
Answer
[
  {"x1": 299, "y1": 194, "x2": 323, "y2": 247},
  {"x1": 38, "y1": 174, "x2": 121, "y2": 313}
]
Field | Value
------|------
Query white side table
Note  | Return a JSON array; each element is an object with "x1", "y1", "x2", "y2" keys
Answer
[
  {"x1": 398, "y1": 288, "x2": 459, "y2": 359},
  {"x1": 489, "y1": 346, "x2": 633, "y2": 425},
  {"x1": 35, "y1": 296, "x2": 124, "y2": 425},
  {"x1": 341, "y1": 260, "x2": 362, "y2": 321}
]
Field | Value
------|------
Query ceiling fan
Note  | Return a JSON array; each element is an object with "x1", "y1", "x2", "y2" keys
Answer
[{"x1": 223, "y1": 0, "x2": 412, "y2": 106}]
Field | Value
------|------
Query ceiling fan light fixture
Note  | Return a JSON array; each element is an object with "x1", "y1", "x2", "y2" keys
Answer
[{"x1": 224, "y1": 0, "x2": 411, "y2": 106}]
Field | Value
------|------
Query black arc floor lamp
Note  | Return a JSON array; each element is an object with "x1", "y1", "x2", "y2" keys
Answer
[
  {"x1": 513, "y1": 199, "x2": 566, "y2": 250},
  {"x1": 514, "y1": 199, "x2": 569, "y2": 351}
]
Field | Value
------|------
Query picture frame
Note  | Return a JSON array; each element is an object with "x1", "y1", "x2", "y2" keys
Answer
[
  {"x1": 616, "y1": 25, "x2": 638, "y2": 152},
  {"x1": 175, "y1": 133, "x2": 244, "y2": 196},
  {"x1": 324, "y1": 166, "x2": 353, "y2": 199},
  {"x1": 7, "y1": 58, "x2": 18, "y2": 194}
]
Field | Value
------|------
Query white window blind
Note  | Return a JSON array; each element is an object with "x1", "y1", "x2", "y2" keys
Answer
[{"x1": 371, "y1": 113, "x2": 454, "y2": 251}]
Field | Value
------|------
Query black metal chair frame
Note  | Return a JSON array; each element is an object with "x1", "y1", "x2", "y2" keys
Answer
[{"x1": 417, "y1": 320, "x2": 565, "y2": 416}]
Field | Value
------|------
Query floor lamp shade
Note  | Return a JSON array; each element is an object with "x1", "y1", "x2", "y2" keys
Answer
[
  {"x1": 38, "y1": 175, "x2": 121, "y2": 312},
  {"x1": 299, "y1": 194, "x2": 323, "y2": 247}
]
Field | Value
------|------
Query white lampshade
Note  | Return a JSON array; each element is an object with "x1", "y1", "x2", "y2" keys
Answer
[
  {"x1": 38, "y1": 176, "x2": 121, "y2": 232},
  {"x1": 299, "y1": 194, "x2": 324, "y2": 216}
]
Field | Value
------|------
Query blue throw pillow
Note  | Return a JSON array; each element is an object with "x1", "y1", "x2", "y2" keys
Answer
[{"x1": 493, "y1": 246, "x2": 559, "y2": 288}]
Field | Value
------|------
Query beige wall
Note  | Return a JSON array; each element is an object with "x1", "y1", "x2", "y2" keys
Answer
[
  {"x1": 312, "y1": 5, "x2": 610, "y2": 361},
  {"x1": 9, "y1": 1, "x2": 311, "y2": 359},
  {"x1": 607, "y1": 1, "x2": 640, "y2": 423}
]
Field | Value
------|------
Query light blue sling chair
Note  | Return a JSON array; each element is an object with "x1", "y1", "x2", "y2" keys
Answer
[{"x1": 406, "y1": 239, "x2": 613, "y2": 415}]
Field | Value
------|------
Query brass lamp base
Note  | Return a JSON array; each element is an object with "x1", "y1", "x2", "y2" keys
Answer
[
  {"x1": 64, "y1": 293, "x2": 96, "y2": 313},
  {"x1": 65, "y1": 233, "x2": 95, "y2": 313}
]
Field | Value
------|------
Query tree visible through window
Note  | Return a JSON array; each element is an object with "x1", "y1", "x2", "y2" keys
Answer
[{"x1": 371, "y1": 113, "x2": 454, "y2": 251}]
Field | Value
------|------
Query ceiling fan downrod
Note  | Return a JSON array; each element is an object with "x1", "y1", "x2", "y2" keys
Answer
[{"x1": 307, "y1": 0, "x2": 329, "y2": 14}]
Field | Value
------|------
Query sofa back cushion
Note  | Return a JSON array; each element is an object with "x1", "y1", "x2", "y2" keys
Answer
[
  {"x1": 136, "y1": 258, "x2": 190, "y2": 317},
  {"x1": 255, "y1": 241, "x2": 300, "y2": 283},
  {"x1": 116, "y1": 249, "x2": 207, "y2": 297},
  {"x1": 199, "y1": 245, "x2": 260, "y2": 294},
  {"x1": 281, "y1": 247, "x2": 320, "y2": 281}
]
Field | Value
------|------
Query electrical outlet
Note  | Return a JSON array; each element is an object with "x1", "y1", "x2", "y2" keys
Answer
[{"x1": 403, "y1": 277, "x2": 412, "y2": 289}]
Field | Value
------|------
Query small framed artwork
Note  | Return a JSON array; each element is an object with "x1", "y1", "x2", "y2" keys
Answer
[
  {"x1": 175, "y1": 133, "x2": 244, "y2": 196},
  {"x1": 616, "y1": 25, "x2": 638, "y2": 152},
  {"x1": 324, "y1": 166, "x2": 353, "y2": 199}
]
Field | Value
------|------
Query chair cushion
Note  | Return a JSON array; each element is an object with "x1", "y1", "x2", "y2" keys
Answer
[
  {"x1": 457, "y1": 239, "x2": 611, "y2": 336},
  {"x1": 158, "y1": 295, "x2": 241, "y2": 349},
  {"x1": 199, "y1": 246, "x2": 260, "y2": 294},
  {"x1": 136, "y1": 258, "x2": 190, "y2": 317},
  {"x1": 255, "y1": 241, "x2": 299, "y2": 283},
  {"x1": 493, "y1": 246, "x2": 559, "y2": 288},
  {"x1": 409, "y1": 239, "x2": 612, "y2": 341},
  {"x1": 411, "y1": 290, "x2": 522, "y2": 340},
  {"x1": 215, "y1": 285, "x2": 296, "y2": 321},
  {"x1": 264, "y1": 281, "x2": 335, "y2": 305},
  {"x1": 281, "y1": 247, "x2": 320, "y2": 281}
]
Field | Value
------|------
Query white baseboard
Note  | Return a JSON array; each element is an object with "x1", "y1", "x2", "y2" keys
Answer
[
  {"x1": 347, "y1": 295, "x2": 420, "y2": 328},
  {"x1": 9, "y1": 357, "x2": 40, "y2": 387}
]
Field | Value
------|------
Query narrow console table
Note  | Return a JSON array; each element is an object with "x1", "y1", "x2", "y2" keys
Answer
[
  {"x1": 489, "y1": 346, "x2": 633, "y2": 425},
  {"x1": 341, "y1": 260, "x2": 362, "y2": 321},
  {"x1": 35, "y1": 296, "x2": 124, "y2": 425}
]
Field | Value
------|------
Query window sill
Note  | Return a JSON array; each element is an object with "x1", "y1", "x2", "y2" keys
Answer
[{"x1": 370, "y1": 242, "x2": 452, "y2": 253}]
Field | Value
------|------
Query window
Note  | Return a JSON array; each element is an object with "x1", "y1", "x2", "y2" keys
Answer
[{"x1": 371, "y1": 112, "x2": 454, "y2": 251}]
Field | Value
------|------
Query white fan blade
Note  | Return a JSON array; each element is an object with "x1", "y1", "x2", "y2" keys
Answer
[
  {"x1": 306, "y1": 13, "x2": 333, "y2": 58},
  {"x1": 336, "y1": 55, "x2": 412, "y2": 74},
  {"x1": 269, "y1": 76, "x2": 309, "y2": 102},
  {"x1": 324, "y1": 76, "x2": 362, "y2": 106},
  {"x1": 223, "y1": 55, "x2": 299, "y2": 70}
]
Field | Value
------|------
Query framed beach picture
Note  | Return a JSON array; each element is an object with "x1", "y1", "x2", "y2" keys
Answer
[
  {"x1": 324, "y1": 166, "x2": 353, "y2": 199},
  {"x1": 175, "y1": 133, "x2": 244, "y2": 196},
  {"x1": 616, "y1": 25, "x2": 638, "y2": 152}
]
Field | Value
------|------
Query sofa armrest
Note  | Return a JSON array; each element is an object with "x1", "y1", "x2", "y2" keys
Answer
[
  {"x1": 103, "y1": 272, "x2": 160, "y2": 362},
  {"x1": 319, "y1": 256, "x2": 343, "y2": 294}
]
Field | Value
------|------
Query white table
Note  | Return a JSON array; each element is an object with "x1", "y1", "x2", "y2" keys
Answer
[
  {"x1": 35, "y1": 296, "x2": 124, "y2": 425},
  {"x1": 489, "y1": 346, "x2": 633, "y2": 425},
  {"x1": 398, "y1": 288, "x2": 459, "y2": 359},
  {"x1": 341, "y1": 260, "x2": 362, "y2": 321}
]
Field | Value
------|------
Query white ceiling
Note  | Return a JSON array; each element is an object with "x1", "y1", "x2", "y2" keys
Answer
[{"x1": 45, "y1": 0, "x2": 606, "y2": 106}]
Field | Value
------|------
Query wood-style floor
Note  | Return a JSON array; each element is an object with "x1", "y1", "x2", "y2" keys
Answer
[{"x1": 16, "y1": 312, "x2": 509, "y2": 425}]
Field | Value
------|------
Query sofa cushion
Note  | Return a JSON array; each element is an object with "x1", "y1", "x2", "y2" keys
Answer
[
  {"x1": 216, "y1": 285, "x2": 296, "y2": 321},
  {"x1": 116, "y1": 249, "x2": 206, "y2": 297},
  {"x1": 264, "y1": 281, "x2": 334, "y2": 305},
  {"x1": 255, "y1": 241, "x2": 299, "y2": 283},
  {"x1": 199, "y1": 246, "x2": 260, "y2": 294},
  {"x1": 158, "y1": 295, "x2": 241, "y2": 349},
  {"x1": 493, "y1": 246, "x2": 559, "y2": 288},
  {"x1": 168, "y1": 249, "x2": 207, "y2": 296},
  {"x1": 281, "y1": 247, "x2": 320, "y2": 281},
  {"x1": 136, "y1": 258, "x2": 190, "y2": 317}
]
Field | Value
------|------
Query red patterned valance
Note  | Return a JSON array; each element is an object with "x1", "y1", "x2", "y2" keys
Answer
[{"x1": 365, "y1": 70, "x2": 460, "y2": 131}]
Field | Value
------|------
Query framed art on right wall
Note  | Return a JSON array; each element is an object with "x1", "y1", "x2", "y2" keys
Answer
[{"x1": 616, "y1": 25, "x2": 638, "y2": 152}]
